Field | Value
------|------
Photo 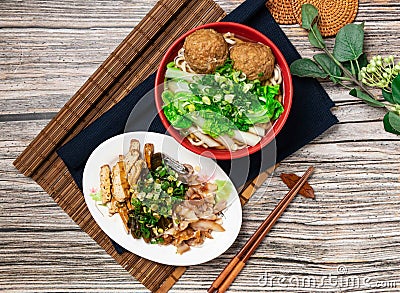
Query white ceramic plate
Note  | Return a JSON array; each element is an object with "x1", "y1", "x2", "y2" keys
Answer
[{"x1": 82, "y1": 132, "x2": 242, "y2": 266}]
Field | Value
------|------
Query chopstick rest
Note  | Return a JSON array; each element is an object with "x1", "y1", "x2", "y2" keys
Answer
[{"x1": 208, "y1": 166, "x2": 315, "y2": 293}]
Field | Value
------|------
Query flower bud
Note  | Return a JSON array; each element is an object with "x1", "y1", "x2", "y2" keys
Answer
[
  {"x1": 370, "y1": 60, "x2": 376, "y2": 67},
  {"x1": 389, "y1": 55, "x2": 395, "y2": 62},
  {"x1": 385, "y1": 67, "x2": 392, "y2": 73},
  {"x1": 361, "y1": 67, "x2": 367, "y2": 72},
  {"x1": 395, "y1": 65, "x2": 400, "y2": 71},
  {"x1": 362, "y1": 78, "x2": 367, "y2": 83},
  {"x1": 384, "y1": 57, "x2": 390, "y2": 63},
  {"x1": 360, "y1": 71, "x2": 366, "y2": 78},
  {"x1": 366, "y1": 67, "x2": 372, "y2": 73},
  {"x1": 383, "y1": 72, "x2": 388, "y2": 78},
  {"x1": 376, "y1": 60, "x2": 382, "y2": 67},
  {"x1": 376, "y1": 55, "x2": 382, "y2": 61}
]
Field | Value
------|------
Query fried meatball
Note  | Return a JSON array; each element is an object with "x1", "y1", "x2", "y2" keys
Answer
[
  {"x1": 183, "y1": 29, "x2": 229, "y2": 74},
  {"x1": 230, "y1": 42, "x2": 275, "y2": 81}
]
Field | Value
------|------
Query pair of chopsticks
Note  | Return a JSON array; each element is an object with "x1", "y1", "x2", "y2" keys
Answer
[{"x1": 208, "y1": 166, "x2": 315, "y2": 293}]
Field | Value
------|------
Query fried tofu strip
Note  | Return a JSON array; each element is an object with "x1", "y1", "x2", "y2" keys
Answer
[
  {"x1": 111, "y1": 156, "x2": 130, "y2": 202},
  {"x1": 100, "y1": 164, "x2": 112, "y2": 204}
]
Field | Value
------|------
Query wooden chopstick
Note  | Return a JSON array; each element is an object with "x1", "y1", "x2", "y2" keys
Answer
[{"x1": 208, "y1": 166, "x2": 315, "y2": 293}]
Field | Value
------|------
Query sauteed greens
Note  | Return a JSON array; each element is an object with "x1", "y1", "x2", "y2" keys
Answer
[{"x1": 162, "y1": 60, "x2": 283, "y2": 138}]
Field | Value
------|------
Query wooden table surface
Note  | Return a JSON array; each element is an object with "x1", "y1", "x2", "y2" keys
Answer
[{"x1": 1, "y1": 0, "x2": 400, "y2": 292}]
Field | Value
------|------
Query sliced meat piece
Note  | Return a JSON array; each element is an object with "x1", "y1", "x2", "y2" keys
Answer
[
  {"x1": 176, "y1": 242, "x2": 190, "y2": 254},
  {"x1": 127, "y1": 159, "x2": 146, "y2": 186},
  {"x1": 173, "y1": 228, "x2": 195, "y2": 245},
  {"x1": 124, "y1": 150, "x2": 140, "y2": 174},
  {"x1": 190, "y1": 219, "x2": 225, "y2": 232},
  {"x1": 186, "y1": 230, "x2": 204, "y2": 246},
  {"x1": 129, "y1": 139, "x2": 140, "y2": 152},
  {"x1": 99, "y1": 164, "x2": 112, "y2": 204},
  {"x1": 111, "y1": 160, "x2": 130, "y2": 202},
  {"x1": 124, "y1": 139, "x2": 140, "y2": 173}
]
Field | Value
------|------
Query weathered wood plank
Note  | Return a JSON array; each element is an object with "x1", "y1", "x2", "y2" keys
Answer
[{"x1": 1, "y1": 2, "x2": 399, "y2": 115}]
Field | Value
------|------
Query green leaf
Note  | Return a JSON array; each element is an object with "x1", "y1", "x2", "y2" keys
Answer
[
  {"x1": 290, "y1": 58, "x2": 328, "y2": 79},
  {"x1": 313, "y1": 53, "x2": 342, "y2": 83},
  {"x1": 382, "y1": 89, "x2": 395, "y2": 104},
  {"x1": 391, "y1": 74, "x2": 400, "y2": 104},
  {"x1": 357, "y1": 53, "x2": 368, "y2": 68},
  {"x1": 349, "y1": 88, "x2": 385, "y2": 108},
  {"x1": 301, "y1": 4, "x2": 319, "y2": 30},
  {"x1": 333, "y1": 23, "x2": 364, "y2": 62},
  {"x1": 308, "y1": 23, "x2": 325, "y2": 49},
  {"x1": 343, "y1": 53, "x2": 368, "y2": 78},
  {"x1": 383, "y1": 112, "x2": 400, "y2": 135}
]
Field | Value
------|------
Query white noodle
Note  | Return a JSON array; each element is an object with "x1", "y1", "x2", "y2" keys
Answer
[
  {"x1": 187, "y1": 126, "x2": 221, "y2": 148},
  {"x1": 232, "y1": 130, "x2": 261, "y2": 147},
  {"x1": 248, "y1": 125, "x2": 266, "y2": 137},
  {"x1": 214, "y1": 135, "x2": 238, "y2": 151}
]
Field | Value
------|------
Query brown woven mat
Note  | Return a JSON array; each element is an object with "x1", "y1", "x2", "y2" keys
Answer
[
  {"x1": 13, "y1": 0, "x2": 278, "y2": 291},
  {"x1": 266, "y1": 0, "x2": 359, "y2": 37},
  {"x1": 291, "y1": 0, "x2": 359, "y2": 36},
  {"x1": 266, "y1": 0, "x2": 297, "y2": 25}
]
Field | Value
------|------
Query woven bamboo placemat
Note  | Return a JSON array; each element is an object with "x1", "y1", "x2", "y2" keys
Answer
[{"x1": 13, "y1": 0, "x2": 278, "y2": 291}]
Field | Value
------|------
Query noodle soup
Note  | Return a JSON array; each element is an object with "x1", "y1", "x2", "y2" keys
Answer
[{"x1": 155, "y1": 22, "x2": 293, "y2": 160}]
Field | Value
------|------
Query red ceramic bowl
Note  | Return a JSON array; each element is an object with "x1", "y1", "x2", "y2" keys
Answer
[{"x1": 155, "y1": 22, "x2": 293, "y2": 160}]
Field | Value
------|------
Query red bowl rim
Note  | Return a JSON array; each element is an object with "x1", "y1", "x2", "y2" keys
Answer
[{"x1": 155, "y1": 22, "x2": 293, "y2": 160}]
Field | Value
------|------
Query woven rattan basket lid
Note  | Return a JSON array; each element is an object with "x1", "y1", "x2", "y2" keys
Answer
[
  {"x1": 266, "y1": 0, "x2": 297, "y2": 25},
  {"x1": 291, "y1": 0, "x2": 359, "y2": 37}
]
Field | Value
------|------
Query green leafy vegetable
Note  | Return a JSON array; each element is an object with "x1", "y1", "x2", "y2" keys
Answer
[
  {"x1": 301, "y1": 4, "x2": 319, "y2": 30},
  {"x1": 343, "y1": 53, "x2": 368, "y2": 78},
  {"x1": 333, "y1": 23, "x2": 364, "y2": 62},
  {"x1": 313, "y1": 53, "x2": 342, "y2": 83},
  {"x1": 215, "y1": 180, "x2": 233, "y2": 203},
  {"x1": 291, "y1": 3, "x2": 400, "y2": 136},
  {"x1": 383, "y1": 111, "x2": 400, "y2": 135},
  {"x1": 127, "y1": 161, "x2": 190, "y2": 243},
  {"x1": 382, "y1": 89, "x2": 395, "y2": 104},
  {"x1": 128, "y1": 197, "x2": 170, "y2": 242},
  {"x1": 308, "y1": 23, "x2": 325, "y2": 49},
  {"x1": 391, "y1": 75, "x2": 400, "y2": 104},
  {"x1": 349, "y1": 88, "x2": 385, "y2": 108},
  {"x1": 162, "y1": 59, "x2": 284, "y2": 138},
  {"x1": 290, "y1": 58, "x2": 328, "y2": 78}
]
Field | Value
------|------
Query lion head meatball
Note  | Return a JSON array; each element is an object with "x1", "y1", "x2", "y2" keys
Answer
[
  {"x1": 183, "y1": 29, "x2": 229, "y2": 74},
  {"x1": 230, "y1": 42, "x2": 275, "y2": 81}
]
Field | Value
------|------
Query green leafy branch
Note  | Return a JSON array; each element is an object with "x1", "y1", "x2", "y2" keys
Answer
[{"x1": 290, "y1": 4, "x2": 400, "y2": 135}]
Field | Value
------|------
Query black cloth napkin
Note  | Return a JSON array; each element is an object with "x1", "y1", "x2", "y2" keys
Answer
[{"x1": 57, "y1": 0, "x2": 338, "y2": 254}]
